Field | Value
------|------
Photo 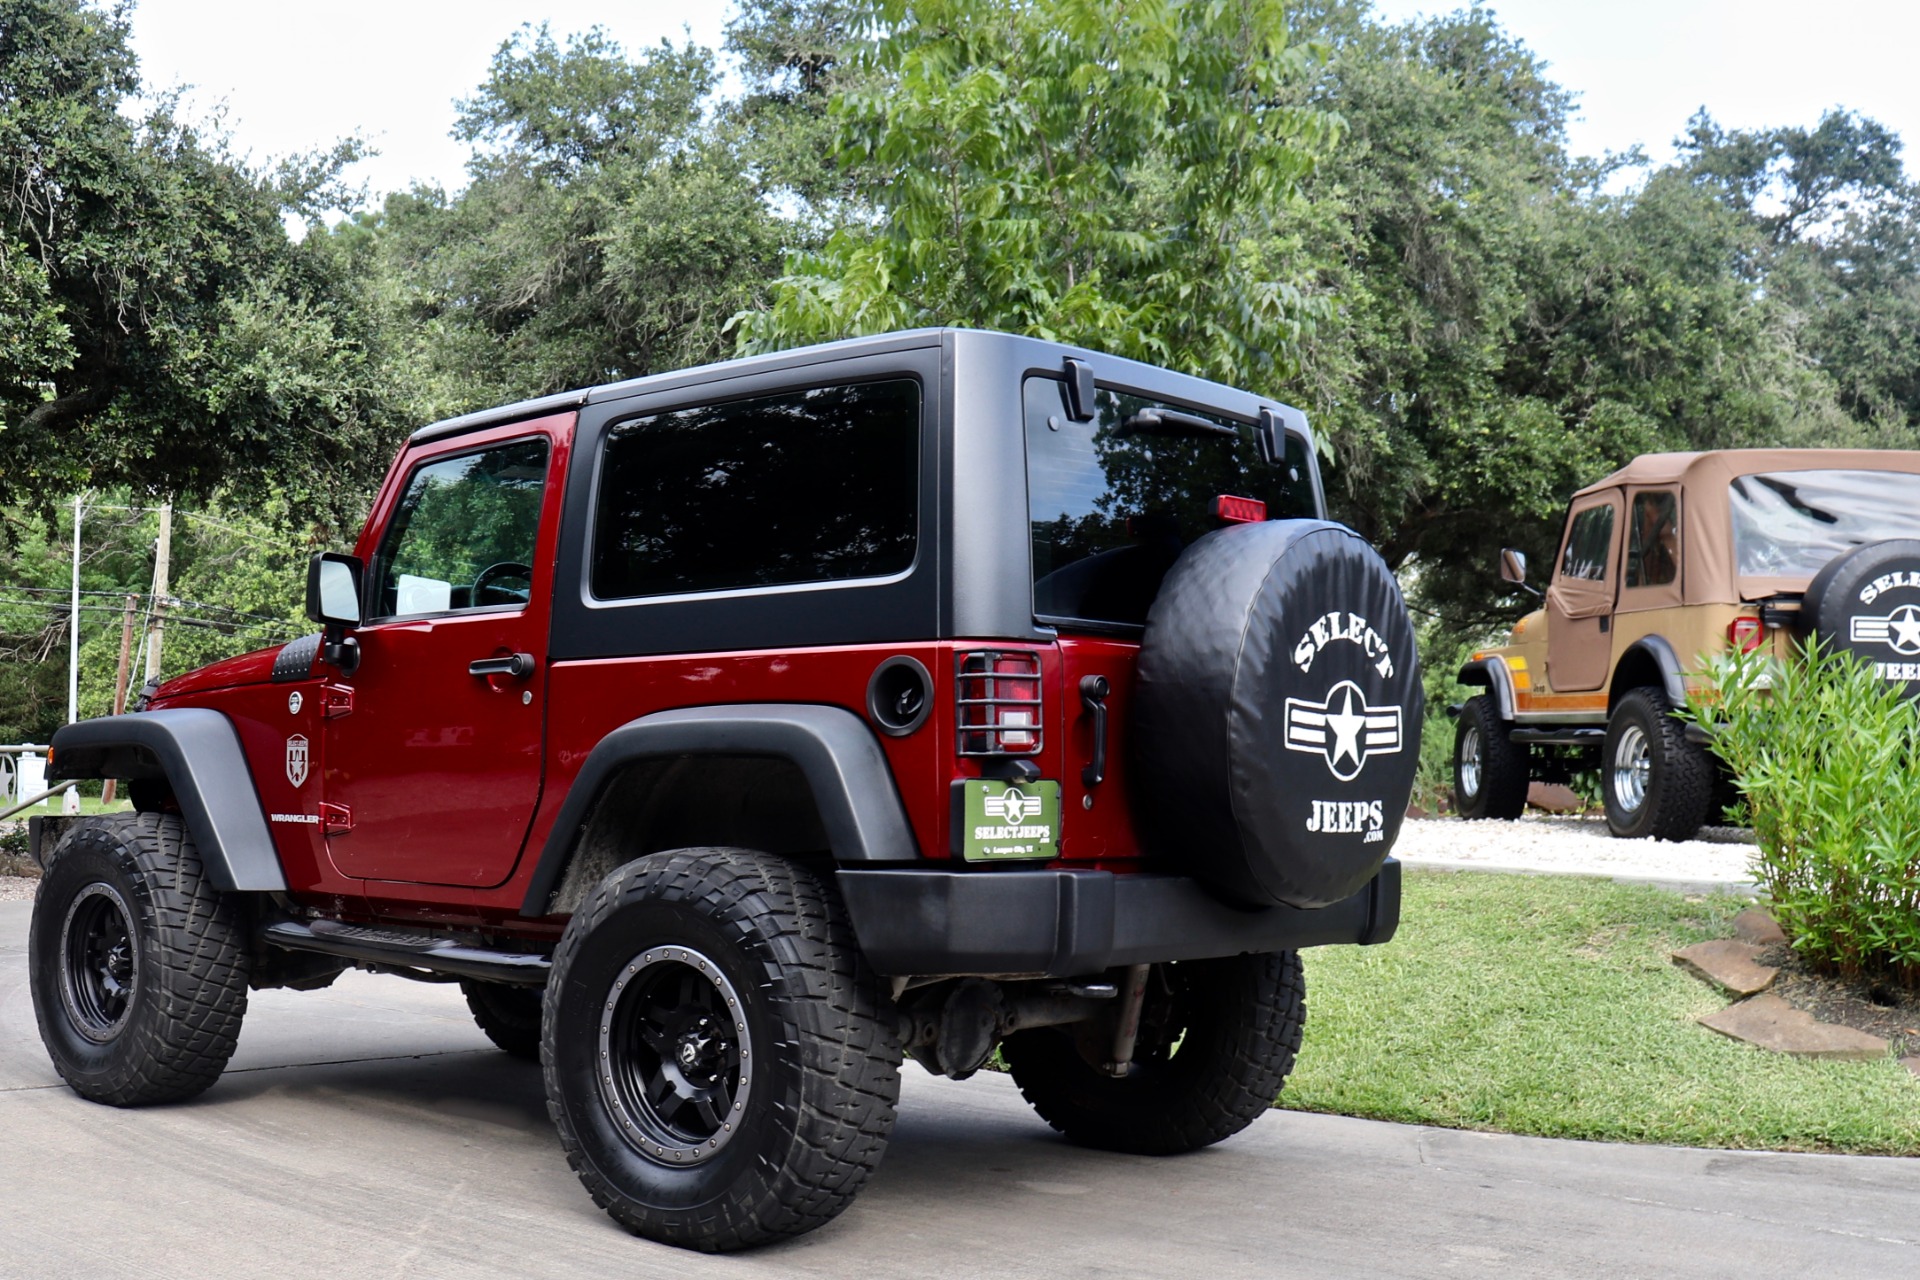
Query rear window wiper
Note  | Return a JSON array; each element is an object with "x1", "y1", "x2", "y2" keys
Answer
[{"x1": 1115, "y1": 408, "x2": 1237, "y2": 439}]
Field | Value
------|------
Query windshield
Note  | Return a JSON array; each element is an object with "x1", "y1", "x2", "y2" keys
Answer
[
  {"x1": 1025, "y1": 376, "x2": 1319, "y2": 630},
  {"x1": 1729, "y1": 469, "x2": 1920, "y2": 578}
]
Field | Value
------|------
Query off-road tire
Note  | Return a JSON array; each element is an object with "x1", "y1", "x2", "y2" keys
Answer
[
  {"x1": 542, "y1": 849, "x2": 900, "y2": 1252},
  {"x1": 1453, "y1": 694, "x2": 1528, "y2": 820},
  {"x1": 28, "y1": 813, "x2": 249, "y2": 1105},
  {"x1": 1001, "y1": 951, "x2": 1305, "y2": 1156},
  {"x1": 1603, "y1": 687, "x2": 1712, "y2": 841},
  {"x1": 461, "y1": 979, "x2": 543, "y2": 1061}
]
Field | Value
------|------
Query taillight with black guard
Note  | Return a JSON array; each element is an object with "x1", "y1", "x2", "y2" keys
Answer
[{"x1": 956, "y1": 650, "x2": 1043, "y2": 756}]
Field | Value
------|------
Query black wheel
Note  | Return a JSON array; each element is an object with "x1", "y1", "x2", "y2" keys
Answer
[
  {"x1": 461, "y1": 979, "x2": 543, "y2": 1061},
  {"x1": 1603, "y1": 686, "x2": 1713, "y2": 841},
  {"x1": 542, "y1": 849, "x2": 900, "y2": 1252},
  {"x1": 1453, "y1": 694, "x2": 1528, "y2": 820},
  {"x1": 28, "y1": 813, "x2": 249, "y2": 1105},
  {"x1": 1001, "y1": 951, "x2": 1305, "y2": 1156}
]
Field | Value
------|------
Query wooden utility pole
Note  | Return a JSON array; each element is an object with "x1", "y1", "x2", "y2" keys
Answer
[
  {"x1": 144, "y1": 503, "x2": 172, "y2": 683},
  {"x1": 100, "y1": 593, "x2": 138, "y2": 806}
]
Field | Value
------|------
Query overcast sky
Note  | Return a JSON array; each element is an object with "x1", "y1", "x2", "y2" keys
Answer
[{"x1": 127, "y1": 0, "x2": 1920, "y2": 204}]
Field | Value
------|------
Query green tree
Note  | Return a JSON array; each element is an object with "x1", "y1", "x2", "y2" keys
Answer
[
  {"x1": 736, "y1": 0, "x2": 1339, "y2": 392},
  {"x1": 1280, "y1": 3, "x2": 1822, "y2": 631},
  {"x1": 1680, "y1": 109, "x2": 1920, "y2": 442},
  {"x1": 0, "y1": 0, "x2": 405, "y2": 525},
  {"x1": 350, "y1": 21, "x2": 799, "y2": 409}
]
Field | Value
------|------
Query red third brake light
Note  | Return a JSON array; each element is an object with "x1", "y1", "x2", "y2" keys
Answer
[
  {"x1": 1727, "y1": 616, "x2": 1764, "y2": 654},
  {"x1": 1210, "y1": 494, "x2": 1267, "y2": 524}
]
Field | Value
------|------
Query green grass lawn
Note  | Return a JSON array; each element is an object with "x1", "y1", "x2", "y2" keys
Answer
[
  {"x1": 1282, "y1": 869, "x2": 1920, "y2": 1155},
  {"x1": 2, "y1": 793, "x2": 131, "y2": 820}
]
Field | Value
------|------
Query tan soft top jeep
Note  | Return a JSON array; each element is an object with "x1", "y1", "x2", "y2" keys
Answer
[{"x1": 1453, "y1": 448, "x2": 1920, "y2": 840}]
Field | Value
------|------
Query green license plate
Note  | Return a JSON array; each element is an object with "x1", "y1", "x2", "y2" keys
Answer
[{"x1": 961, "y1": 779, "x2": 1061, "y2": 862}]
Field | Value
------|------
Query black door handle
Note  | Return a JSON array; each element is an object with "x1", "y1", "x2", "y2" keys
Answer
[
  {"x1": 1079, "y1": 675, "x2": 1110, "y2": 787},
  {"x1": 468, "y1": 652, "x2": 536, "y2": 679}
]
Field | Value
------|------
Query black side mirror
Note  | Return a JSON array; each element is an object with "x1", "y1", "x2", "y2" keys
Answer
[
  {"x1": 306, "y1": 553, "x2": 364, "y2": 675},
  {"x1": 306, "y1": 553, "x2": 363, "y2": 627}
]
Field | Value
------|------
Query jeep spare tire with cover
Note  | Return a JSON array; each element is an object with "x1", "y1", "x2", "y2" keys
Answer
[
  {"x1": 1798, "y1": 537, "x2": 1920, "y2": 695},
  {"x1": 1134, "y1": 520, "x2": 1424, "y2": 908}
]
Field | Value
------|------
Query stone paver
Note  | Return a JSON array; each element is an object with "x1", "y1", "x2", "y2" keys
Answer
[
  {"x1": 1732, "y1": 908, "x2": 1787, "y2": 946},
  {"x1": 1525, "y1": 782, "x2": 1583, "y2": 813},
  {"x1": 1698, "y1": 994, "x2": 1889, "y2": 1060},
  {"x1": 1672, "y1": 939, "x2": 1777, "y2": 996}
]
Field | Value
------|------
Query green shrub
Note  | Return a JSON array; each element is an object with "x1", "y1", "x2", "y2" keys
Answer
[{"x1": 1690, "y1": 640, "x2": 1920, "y2": 983}]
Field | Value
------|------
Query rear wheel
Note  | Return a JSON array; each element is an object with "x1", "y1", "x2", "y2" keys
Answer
[
  {"x1": 1001, "y1": 952, "x2": 1305, "y2": 1156},
  {"x1": 1453, "y1": 694, "x2": 1528, "y2": 820},
  {"x1": 461, "y1": 979, "x2": 543, "y2": 1061},
  {"x1": 542, "y1": 849, "x2": 900, "y2": 1252},
  {"x1": 28, "y1": 813, "x2": 249, "y2": 1105},
  {"x1": 1603, "y1": 687, "x2": 1712, "y2": 841}
]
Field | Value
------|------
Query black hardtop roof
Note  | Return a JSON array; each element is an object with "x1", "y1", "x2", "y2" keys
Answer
[{"x1": 409, "y1": 328, "x2": 1309, "y2": 448}]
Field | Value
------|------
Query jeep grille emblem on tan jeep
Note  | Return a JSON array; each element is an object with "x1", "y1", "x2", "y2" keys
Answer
[{"x1": 1284, "y1": 680, "x2": 1404, "y2": 781}]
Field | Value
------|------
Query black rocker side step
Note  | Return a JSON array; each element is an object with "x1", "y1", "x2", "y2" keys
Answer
[
  {"x1": 1507, "y1": 726, "x2": 1607, "y2": 747},
  {"x1": 263, "y1": 919, "x2": 551, "y2": 987}
]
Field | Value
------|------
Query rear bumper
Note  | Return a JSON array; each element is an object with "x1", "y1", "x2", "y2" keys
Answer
[{"x1": 837, "y1": 857, "x2": 1400, "y2": 977}]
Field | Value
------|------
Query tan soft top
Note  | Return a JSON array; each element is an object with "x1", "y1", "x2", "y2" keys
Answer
[{"x1": 1571, "y1": 448, "x2": 1920, "y2": 604}]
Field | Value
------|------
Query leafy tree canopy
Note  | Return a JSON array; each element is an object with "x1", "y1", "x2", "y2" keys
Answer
[
  {"x1": 735, "y1": 0, "x2": 1340, "y2": 392},
  {"x1": 0, "y1": 0, "x2": 405, "y2": 527}
]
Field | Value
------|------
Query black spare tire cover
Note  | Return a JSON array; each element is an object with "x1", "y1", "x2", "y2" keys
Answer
[
  {"x1": 1798, "y1": 537, "x2": 1920, "y2": 697},
  {"x1": 1132, "y1": 520, "x2": 1423, "y2": 909}
]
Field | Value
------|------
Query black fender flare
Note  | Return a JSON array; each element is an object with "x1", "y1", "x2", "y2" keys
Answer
[
  {"x1": 1456, "y1": 657, "x2": 1517, "y2": 721},
  {"x1": 47, "y1": 709, "x2": 287, "y2": 893},
  {"x1": 1614, "y1": 635, "x2": 1690, "y2": 709},
  {"x1": 520, "y1": 703, "x2": 917, "y2": 916}
]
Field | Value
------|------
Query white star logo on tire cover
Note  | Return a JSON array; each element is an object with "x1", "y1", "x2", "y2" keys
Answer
[
  {"x1": 1284, "y1": 681, "x2": 1403, "y2": 781},
  {"x1": 1851, "y1": 602, "x2": 1920, "y2": 656}
]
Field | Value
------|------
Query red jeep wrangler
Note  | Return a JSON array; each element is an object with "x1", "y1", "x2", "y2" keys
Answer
[{"x1": 29, "y1": 330, "x2": 1419, "y2": 1251}]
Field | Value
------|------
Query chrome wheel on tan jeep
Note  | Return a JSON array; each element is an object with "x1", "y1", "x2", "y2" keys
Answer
[
  {"x1": 1602, "y1": 688, "x2": 1712, "y2": 841},
  {"x1": 1452, "y1": 694, "x2": 1527, "y2": 821}
]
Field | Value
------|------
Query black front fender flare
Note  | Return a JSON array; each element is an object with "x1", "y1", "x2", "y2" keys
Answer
[
  {"x1": 47, "y1": 709, "x2": 286, "y2": 893},
  {"x1": 1456, "y1": 657, "x2": 1517, "y2": 721},
  {"x1": 1617, "y1": 635, "x2": 1690, "y2": 709},
  {"x1": 520, "y1": 703, "x2": 917, "y2": 917}
]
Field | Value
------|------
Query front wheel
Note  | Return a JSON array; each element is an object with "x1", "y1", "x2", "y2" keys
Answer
[
  {"x1": 1603, "y1": 687, "x2": 1712, "y2": 841},
  {"x1": 542, "y1": 849, "x2": 900, "y2": 1252},
  {"x1": 1453, "y1": 694, "x2": 1528, "y2": 820},
  {"x1": 28, "y1": 813, "x2": 250, "y2": 1105},
  {"x1": 1001, "y1": 951, "x2": 1305, "y2": 1155}
]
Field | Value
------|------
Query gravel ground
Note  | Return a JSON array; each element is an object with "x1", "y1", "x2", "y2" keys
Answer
[
  {"x1": 0, "y1": 812, "x2": 1758, "y2": 903},
  {"x1": 1395, "y1": 813, "x2": 1758, "y2": 886}
]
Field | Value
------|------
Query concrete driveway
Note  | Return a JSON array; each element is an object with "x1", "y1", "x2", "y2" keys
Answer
[{"x1": 3, "y1": 898, "x2": 1916, "y2": 1279}]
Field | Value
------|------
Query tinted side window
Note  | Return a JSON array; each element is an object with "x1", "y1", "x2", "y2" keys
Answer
[
  {"x1": 592, "y1": 380, "x2": 919, "y2": 600},
  {"x1": 368, "y1": 439, "x2": 549, "y2": 619},
  {"x1": 1559, "y1": 504, "x2": 1615, "y2": 582},
  {"x1": 1626, "y1": 491, "x2": 1679, "y2": 588}
]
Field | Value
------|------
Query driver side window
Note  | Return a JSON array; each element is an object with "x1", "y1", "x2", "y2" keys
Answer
[{"x1": 368, "y1": 438, "x2": 550, "y2": 620}]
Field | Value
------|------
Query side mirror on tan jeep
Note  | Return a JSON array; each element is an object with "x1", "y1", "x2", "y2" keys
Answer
[
  {"x1": 1499, "y1": 547, "x2": 1539, "y2": 596},
  {"x1": 306, "y1": 552, "x2": 364, "y2": 673}
]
